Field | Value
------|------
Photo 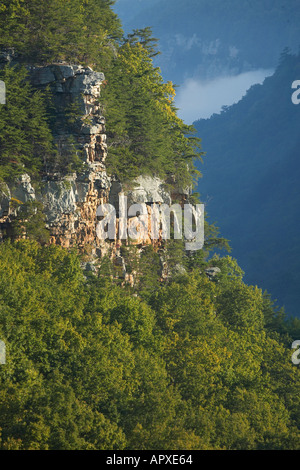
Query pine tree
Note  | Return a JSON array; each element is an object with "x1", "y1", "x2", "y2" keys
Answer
[{"x1": 0, "y1": 65, "x2": 55, "y2": 181}]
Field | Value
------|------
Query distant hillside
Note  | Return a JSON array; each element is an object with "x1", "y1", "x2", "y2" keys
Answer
[
  {"x1": 114, "y1": 0, "x2": 300, "y2": 84},
  {"x1": 194, "y1": 51, "x2": 300, "y2": 316}
]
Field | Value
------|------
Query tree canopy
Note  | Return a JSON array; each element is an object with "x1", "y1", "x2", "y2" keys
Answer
[
  {"x1": 0, "y1": 0, "x2": 122, "y2": 69},
  {"x1": 0, "y1": 240, "x2": 299, "y2": 449},
  {"x1": 0, "y1": 0, "x2": 299, "y2": 452}
]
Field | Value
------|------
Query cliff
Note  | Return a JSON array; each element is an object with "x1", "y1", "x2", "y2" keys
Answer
[{"x1": 0, "y1": 63, "x2": 182, "y2": 279}]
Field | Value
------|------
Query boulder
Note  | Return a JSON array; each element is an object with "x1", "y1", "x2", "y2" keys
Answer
[
  {"x1": 205, "y1": 267, "x2": 221, "y2": 280},
  {"x1": 127, "y1": 176, "x2": 171, "y2": 206},
  {"x1": 9, "y1": 174, "x2": 35, "y2": 203}
]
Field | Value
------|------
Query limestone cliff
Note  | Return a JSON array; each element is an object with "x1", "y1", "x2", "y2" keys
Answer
[{"x1": 0, "y1": 64, "x2": 178, "y2": 274}]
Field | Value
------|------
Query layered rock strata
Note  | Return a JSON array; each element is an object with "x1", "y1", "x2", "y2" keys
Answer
[{"x1": 0, "y1": 65, "x2": 176, "y2": 255}]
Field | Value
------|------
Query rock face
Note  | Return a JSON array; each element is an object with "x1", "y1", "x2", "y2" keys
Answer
[
  {"x1": 205, "y1": 267, "x2": 221, "y2": 281},
  {"x1": 125, "y1": 176, "x2": 172, "y2": 206},
  {"x1": 29, "y1": 64, "x2": 110, "y2": 250},
  {"x1": 11, "y1": 174, "x2": 36, "y2": 203},
  {"x1": 0, "y1": 64, "x2": 174, "y2": 259},
  {"x1": 0, "y1": 64, "x2": 109, "y2": 250},
  {"x1": 30, "y1": 64, "x2": 108, "y2": 168}
]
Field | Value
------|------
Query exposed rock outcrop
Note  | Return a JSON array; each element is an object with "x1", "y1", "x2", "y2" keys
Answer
[
  {"x1": 29, "y1": 64, "x2": 110, "y2": 250},
  {"x1": 0, "y1": 64, "x2": 109, "y2": 251},
  {"x1": 0, "y1": 64, "x2": 176, "y2": 260},
  {"x1": 205, "y1": 266, "x2": 221, "y2": 281},
  {"x1": 0, "y1": 61, "x2": 196, "y2": 288}
]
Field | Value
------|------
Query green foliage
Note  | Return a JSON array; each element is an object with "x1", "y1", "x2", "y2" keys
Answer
[
  {"x1": 0, "y1": 65, "x2": 55, "y2": 181},
  {"x1": 120, "y1": 244, "x2": 162, "y2": 299},
  {"x1": 0, "y1": 10, "x2": 203, "y2": 186},
  {"x1": 0, "y1": 241, "x2": 299, "y2": 450},
  {"x1": 0, "y1": 0, "x2": 122, "y2": 69},
  {"x1": 102, "y1": 29, "x2": 203, "y2": 186},
  {"x1": 0, "y1": 0, "x2": 299, "y2": 452},
  {"x1": 0, "y1": 64, "x2": 87, "y2": 180},
  {"x1": 6, "y1": 200, "x2": 50, "y2": 244}
]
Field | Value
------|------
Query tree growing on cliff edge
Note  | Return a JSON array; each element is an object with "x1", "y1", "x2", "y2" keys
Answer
[
  {"x1": 0, "y1": 0, "x2": 122, "y2": 69},
  {"x1": 0, "y1": 65, "x2": 55, "y2": 181},
  {"x1": 0, "y1": 3, "x2": 203, "y2": 187},
  {"x1": 103, "y1": 28, "x2": 203, "y2": 187}
]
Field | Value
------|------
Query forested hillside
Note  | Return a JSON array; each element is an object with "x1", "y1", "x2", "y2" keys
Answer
[
  {"x1": 0, "y1": 0, "x2": 299, "y2": 451},
  {"x1": 1, "y1": 240, "x2": 300, "y2": 450},
  {"x1": 194, "y1": 51, "x2": 300, "y2": 318},
  {"x1": 114, "y1": 0, "x2": 300, "y2": 83},
  {"x1": 0, "y1": 1, "x2": 200, "y2": 187}
]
